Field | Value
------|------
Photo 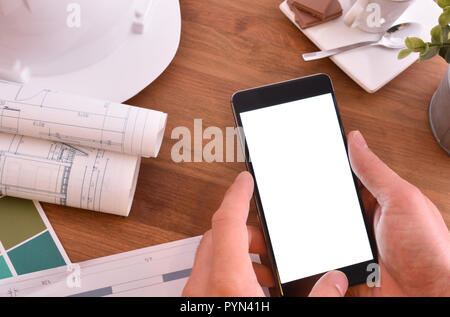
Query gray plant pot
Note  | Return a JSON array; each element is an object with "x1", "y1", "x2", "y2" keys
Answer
[{"x1": 429, "y1": 66, "x2": 450, "y2": 156}]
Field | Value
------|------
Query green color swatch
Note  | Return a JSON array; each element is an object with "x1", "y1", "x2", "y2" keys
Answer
[
  {"x1": 8, "y1": 231, "x2": 66, "y2": 275},
  {"x1": 0, "y1": 256, "x2": 12, "y2": 279},
  {"x1": 0, "y1": 197, "x2": 46, "y2": 250}
]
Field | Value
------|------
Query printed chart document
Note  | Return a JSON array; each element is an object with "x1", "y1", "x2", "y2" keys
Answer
[
  {"x1": 0, "y1": 236, "x2": 268, "y2": 297},
  {"x1": 0, "y1": 80, "x2": 167, "y2": 216}
]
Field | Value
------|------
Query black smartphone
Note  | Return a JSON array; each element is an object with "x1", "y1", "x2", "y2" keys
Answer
[{"x1": 231, "y1": 74, "x2": 377, "y2": 296}]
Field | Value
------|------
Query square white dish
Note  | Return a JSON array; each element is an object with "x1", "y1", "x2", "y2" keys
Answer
[{"x1": 280, "y1": 0, "x2": 442, "y2": 93}]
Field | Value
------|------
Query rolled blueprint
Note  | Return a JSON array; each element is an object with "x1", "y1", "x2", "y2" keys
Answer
[
  {"x1": 0, "y1": 80, "x2": 168, "y2": 216},
  {"x1": 0, "y1": 80, "x2": 167, "y2": 158},
  {"x1": 0, "y1": 133, "x2": 140, "y2": 216}
]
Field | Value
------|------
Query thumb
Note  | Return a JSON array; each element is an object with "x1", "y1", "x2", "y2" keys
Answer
[
  {"x1": 309, "y1": 271, "x2": 348, "y2": 297},
  {"x1": 347, "y1": 130, "x2": 411, "y2": 205}
]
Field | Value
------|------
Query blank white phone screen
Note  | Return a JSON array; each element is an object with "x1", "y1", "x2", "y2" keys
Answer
[{"x1": 240, "y1": 93, "x2": 374, "y2": 284}]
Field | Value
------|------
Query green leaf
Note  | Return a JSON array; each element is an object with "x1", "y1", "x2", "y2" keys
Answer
[
  {"x1": 431, "y1": 25, "x2": 443, "y2": 43},
  {"x1": 398, "y1": 48, "x2": 413, "y2": 59},
  {"x1": 405, "y1": 37, "x2": 426, "y2": 52},
  {"x1": 438, "y1": 0, "x2": 450, "y2": 9},
  {"x1": 439, "y1": 7, "x2": 450, "y2": 26},
  {"x1": 420, "y1": 46, "x2": 439, "y2": 62}
]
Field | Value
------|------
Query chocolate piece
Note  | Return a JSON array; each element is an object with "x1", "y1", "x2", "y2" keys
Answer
[
  {"x1": 289, "y1": 0, "x2": 333, "y2": 20},
  {"x1": 288, "y1": 0, "x2": 342, "y2": 29}
]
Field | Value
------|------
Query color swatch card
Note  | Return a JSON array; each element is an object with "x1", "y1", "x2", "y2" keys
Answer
[{"x1": 0, "y1": 197, "x2": 70, "y2": 279}]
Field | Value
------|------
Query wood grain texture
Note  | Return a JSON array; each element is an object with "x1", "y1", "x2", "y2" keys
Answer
[{"x1": 44, "y1": 0, "x2": 449, "y2": 268}]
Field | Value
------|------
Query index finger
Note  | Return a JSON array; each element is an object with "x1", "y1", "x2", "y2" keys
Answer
[{"x1": 211, "y1": 172, "x2": 254, "y2": 269}]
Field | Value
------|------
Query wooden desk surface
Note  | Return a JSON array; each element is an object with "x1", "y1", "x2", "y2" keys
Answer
[{"x1": 45, "y1": 0, "x2": 449, "y2": 264}]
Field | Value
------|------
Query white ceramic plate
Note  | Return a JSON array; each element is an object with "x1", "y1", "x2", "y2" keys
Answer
[
  {"x1": 28, "y1": 0, "x2": 181, "y2": 103},
  {"x1": 280, "y1": 0, "x2": 441, "y2": 93}
]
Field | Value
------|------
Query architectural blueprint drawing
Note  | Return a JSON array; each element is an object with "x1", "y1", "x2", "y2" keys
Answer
[
  {"x1": 0, "y1": 80, "x2": 167, "y2": 215},
  {"x1": 0, "y1": 80, "x2": 167, "y2": 158},
  {"x1": 0, "y1": 133, "x2": 140, "y2": 216}
]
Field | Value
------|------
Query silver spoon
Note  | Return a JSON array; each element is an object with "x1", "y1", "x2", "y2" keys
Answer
[{"x1": 302, "y1": 22, "x2": 422, "y2": 61}]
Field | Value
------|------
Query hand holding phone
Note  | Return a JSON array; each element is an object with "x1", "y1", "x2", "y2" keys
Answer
[
  {"x1": 183, "y1": 171, "x2": 349, "y2": 297},
  {"x1": 184, "y1": 75, "x2": 450, "y2": 297},
  {"x1": 232, "y1": 75, "x2": 377, "y2": 296},
  {"x1": 346, "y1": 131, "x2": 450, "y2": 297},
  {"x1": 184, "y1": 129, "x2": 450, "y2": 297}
]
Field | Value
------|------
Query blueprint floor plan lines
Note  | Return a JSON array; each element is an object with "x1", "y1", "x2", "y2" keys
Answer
[
  {"x1": 0, "y1": 80, "x2": 164, "y2": 215},
  {"x1": 0, "y1": 80, "x2": 167, "y2": 158},
  {"x1": 0, "y1": 133, "x2": 140, "y2": 216},
  {"x1": 0, "y1": 134, "x2": 75, "y2": 206},
  {"x1": 0, "y1": 103, "x2": 21, "y2": 135}
]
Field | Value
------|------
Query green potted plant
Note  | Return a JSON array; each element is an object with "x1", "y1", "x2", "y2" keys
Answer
[{"x1": 398, "y1": 0, "x2": 450, "y2": 155}]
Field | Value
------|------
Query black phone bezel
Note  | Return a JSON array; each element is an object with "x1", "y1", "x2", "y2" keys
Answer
[{"x1": 230, "y1": 74, "x2": 378, "y2": 297}]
